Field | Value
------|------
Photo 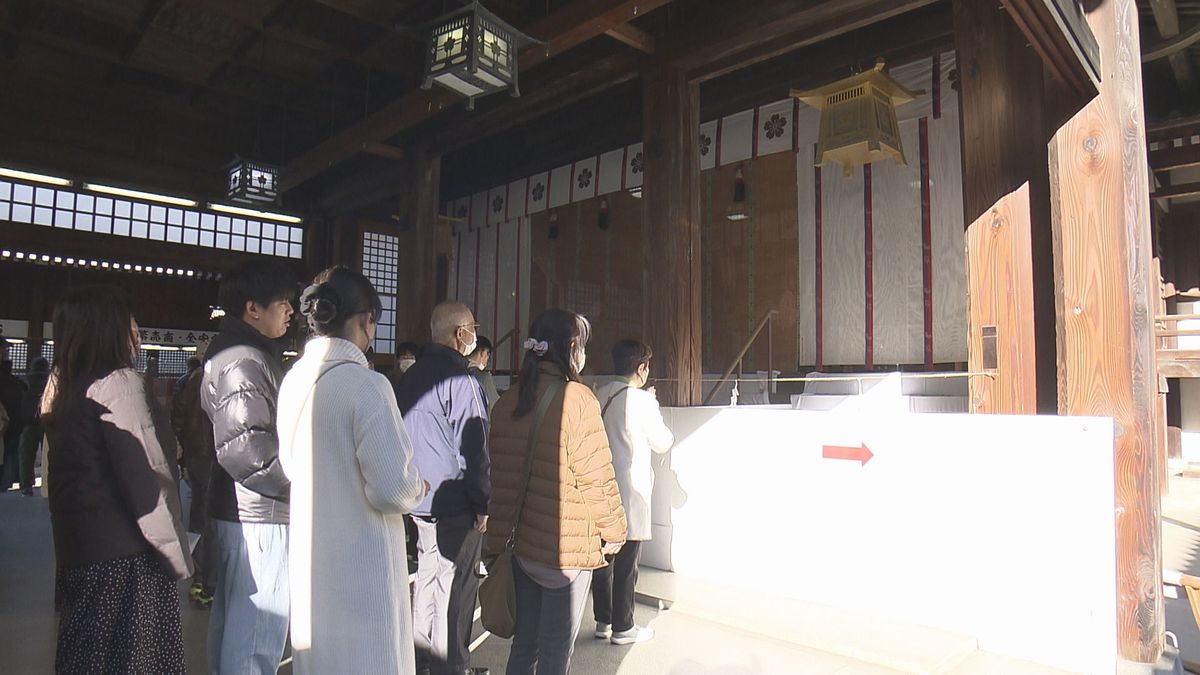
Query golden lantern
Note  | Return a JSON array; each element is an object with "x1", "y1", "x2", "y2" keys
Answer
[{"x1": 791, "y1": 60, "x2": 922, "y2": 177}]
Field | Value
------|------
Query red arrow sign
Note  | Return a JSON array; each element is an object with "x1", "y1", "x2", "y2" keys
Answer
[{"x1": 822, "y1": 443, "x2": 873, "y2": 466}]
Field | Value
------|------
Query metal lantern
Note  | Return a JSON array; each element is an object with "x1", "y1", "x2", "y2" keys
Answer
[
  {"x1": 226, "y1": 158, "x2": 280, "y2": 205},
  {"x1": 421, "y1": 1, "x2": 536, "y2": 110},
  {"x1": 791, "y1": 60, "x2": 922, "y2": 177}
]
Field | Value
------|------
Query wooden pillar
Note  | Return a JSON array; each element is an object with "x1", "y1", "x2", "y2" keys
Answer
[
  {"x1": 410, "y1": 149, "x2": 442, "y2": 344},
  {"x1": 642, "y1": 62, "x2": 701, "y2": 406},
  {"x1": 954, "y1": 0, "x2": 1051, "y2": 414},
  {"x1": 1048, "y1": 0, "x2": 1161, "y2": 662}
]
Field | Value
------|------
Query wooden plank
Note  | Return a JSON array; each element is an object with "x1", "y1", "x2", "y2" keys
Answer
[
  {"x1": 605, "y1": 23, "x2": 654, "y2": 53},
  {"x1": 281, "y1": 0, "x2": 673, "y2": 191},
  {"x1": 1048, "y1": 0, "x2": 1161, "y2": 660},
  {"x1": 1149, "y1": 143, "x2": 1200, "y2": 172},
  {"x1": 1158, "y1": 359, "x2": 1200, "y2": 378},
  {"x1": 641, "y1": 60, "x2": 701, "y2": 406},
  {"x1": 965, "y1": 184, "x2": 1038, "y2": 413}
]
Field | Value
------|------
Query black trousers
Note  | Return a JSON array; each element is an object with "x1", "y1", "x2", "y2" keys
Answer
[
  {"x1": 413, "y1": 513, "x2": 483, "y2": 674},
  {"x1": 590, "y1": 540, "x2": 642, "y2": 632}
]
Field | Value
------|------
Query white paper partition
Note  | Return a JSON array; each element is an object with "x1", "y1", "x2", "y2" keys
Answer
[
  {"x1": 548, "y1": 165, "x2": 572, "y2": 208},
  {"x1": 821, "y1": 165, "x2": 866, "y2": 365},
  {"x1": 649, "y1": 407, "x2": 1117, "y2": 673},
  {"x1": 872, "y1": 119, "x2": 924, "y2": 364}
]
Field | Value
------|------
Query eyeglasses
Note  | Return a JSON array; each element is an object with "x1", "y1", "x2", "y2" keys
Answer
[{"x1": 457, "y1": 323, "x2": 479, "y2": 331}]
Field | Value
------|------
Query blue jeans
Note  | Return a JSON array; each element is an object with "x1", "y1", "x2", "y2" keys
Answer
[
  {"x1": 506, "y1": 562, "x2": 592, "y2": 675},
  {"x1": 208, "y1": 520, "x2": 289, "y2": 675}
]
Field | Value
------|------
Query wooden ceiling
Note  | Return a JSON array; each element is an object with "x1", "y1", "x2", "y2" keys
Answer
[
  {"x1": 0, "y1": 0, "x2": 595, "y2": 203},
  {"x1": 18, "y1": 0, "x2": 1191, "y2": 222}
]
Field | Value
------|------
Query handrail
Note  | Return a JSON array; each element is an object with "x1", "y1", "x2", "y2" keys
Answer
[
  {"x1": 493, "y1": 327, "x2": 519, "y2": 374},
  {"x1": 493, "y1": 327, "x2": 519, "y2": 351},
  {"x1": 701, "y1": 310, "x2": 779, "y2": 406}
]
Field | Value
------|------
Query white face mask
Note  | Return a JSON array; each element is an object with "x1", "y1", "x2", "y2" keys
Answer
[
  {"x1": 459, "y1": 326, "x2": 477, "y2": 357},
  {"x1": 571, "y1": 349, "x2": 586, "y2": 374},
  {"x1": 398, "y1": 358, "x2": 416, "y2": 372}
]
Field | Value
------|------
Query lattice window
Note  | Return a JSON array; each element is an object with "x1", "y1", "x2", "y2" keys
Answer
[
  {"x1": 5, "y1": 342, "x2": 27, "y2": 372},
  {"x1": 0, "y1": 179, "x2": 303, "y2": 260},
  {"x1": 361, "y1": 231, "x2": 400, "y2": 355}
]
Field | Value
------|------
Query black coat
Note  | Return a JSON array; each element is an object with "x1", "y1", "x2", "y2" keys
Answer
[{"x1": 45, "y1": 368, "x2": 193, "y2": 579}]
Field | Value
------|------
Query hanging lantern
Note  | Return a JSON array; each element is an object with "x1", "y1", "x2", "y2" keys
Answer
[
  {"x1": 791, "y1": 59, "x2": 922, "y2": 177},
  {"x1": 547, "y1": 212, "x2": 559, "y2": 240},
  {"x1": 226, "y1": 158, "x2": 280, "y2": 205},
  {"x1": 726, "y1": 166, "x2": 749, "y2": 222},
  {"x1": 598, "y1": 199, "x2": 610, "y2": 230},
  {"x1": 421, "y1": 1, "x2": 538, "y2": 110}
]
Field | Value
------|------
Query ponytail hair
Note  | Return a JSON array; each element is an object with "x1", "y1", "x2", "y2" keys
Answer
[
  {"x1": 299, "y1": 266, "x2": 382, "y2": 338},
  {"x1": 513, "y1": 309, "x2": 591, "y2": 417}
]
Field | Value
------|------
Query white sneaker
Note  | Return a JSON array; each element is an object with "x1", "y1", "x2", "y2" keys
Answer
[
  {"x1": 610, "y1": 625, "x2": 654, "y2": 645},
  {"x1": 594, "y1": 623, "x2": 612, "y2": 639}
]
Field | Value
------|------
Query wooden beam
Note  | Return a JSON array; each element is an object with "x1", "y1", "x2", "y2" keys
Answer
[
  {"x1": 605, "y1": 23, "x2": 654, "y2": 53},
  {"x1": 1147, "y1": 0, "x2": 1196, "y2": 91},
  {"x1": 1143, "y1": 21, "x2": 1200, "y2": 63},
  {"x1": 641, "y1": 60, "x2": 701, "y2": 406},
  {"x1": 432, "y1": 51, "x2": 641, "y2": 155},
  {"x1": 687, "y1": 0, "x2": 941, "y2": 82},
  {"x1": 282, "y1": 0, "x2": 674, "y2": 191},
  {"x1": 1048, "y1": 0, "x2": 1162, "y2": 661},
  {"x1": 1158, "y1": 358, "x2": 1200, "y2": 379},
  {"x1": 1152, "y1": 181, "x2": 1200, "y2": 200},
  {"x1": 1148, "y1": 113, "x2": 1200, "y2": 141},
  {"x1": 363, "y1": 143, "x2": 406, "y2": 160},
  {"x1": 1150, "y1": 143, "x2": 1200, "y2": 172},
  {"x1": 119, "y1": 0, "x2": 169, "y2": 61},
  {"x1": 665, "y1": 0, "x2": 937, "y2": 79},
  {"x1": 999, "y1": 0, "x2": 1101, "y2": 98}
]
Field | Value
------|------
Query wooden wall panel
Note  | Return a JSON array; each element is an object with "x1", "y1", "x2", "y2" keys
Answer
[
  {"x1": 707, "y1": 162, "x2": 751, "y2": 372},
  {"x1": 747, "y1": 152, "x2": 799, "y2": 373},
  {"x1": 821, "y1": 165, "x2": 867, "y2": 365},
  {"x1": 873, "y1": 120, "x2": 926, "y2": 365}
]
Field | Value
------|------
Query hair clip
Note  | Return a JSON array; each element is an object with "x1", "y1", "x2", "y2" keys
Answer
[{"x1": 523, "y1": 338, "x2": 549, "y2": 355}]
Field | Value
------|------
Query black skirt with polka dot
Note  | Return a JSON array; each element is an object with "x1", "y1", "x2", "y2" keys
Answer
[{"x1": 55, "y1": 551, "x2": 185, "y2": 674}]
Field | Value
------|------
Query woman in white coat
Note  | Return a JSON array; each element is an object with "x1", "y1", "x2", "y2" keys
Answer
[
  {"x1": 591, "y1": 340, "x2": 675, "y2": 645},
  {"x1": 278, "y1": 266, "x2": 427, "y2": 675}
]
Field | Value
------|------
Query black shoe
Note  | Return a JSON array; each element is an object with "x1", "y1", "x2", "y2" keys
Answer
[{"x1": 20, "y1": 489, "x2": 33, "y2": 497}]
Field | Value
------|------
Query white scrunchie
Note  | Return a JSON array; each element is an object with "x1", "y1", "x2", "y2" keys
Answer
[{"x1": 523, "y1": 338, "x2": 549, "y2": 355}]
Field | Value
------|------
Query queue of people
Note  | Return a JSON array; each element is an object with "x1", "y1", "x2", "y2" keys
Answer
[{"x1": 35, "y1": 258, "x2": 676, "y2": 675}]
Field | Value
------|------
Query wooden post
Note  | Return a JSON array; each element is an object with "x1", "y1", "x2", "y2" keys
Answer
[
  {"x1": 642, "y1": 62, "x2": 702, "y2": 406},
  {"x1": 411, "y1": 149, "x2": 442, "y2": 344},
  {"x1": 1048, "y1": 0, "x2": 1162, "y2": 662},
  {"x1": 954, "y1": 0, "x2": 1051, "y2": 414}
]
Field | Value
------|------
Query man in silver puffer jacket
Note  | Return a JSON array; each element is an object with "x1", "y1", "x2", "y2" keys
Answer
[{"x1": 201, "y1": 259, "x2": 297, "y2": 675}]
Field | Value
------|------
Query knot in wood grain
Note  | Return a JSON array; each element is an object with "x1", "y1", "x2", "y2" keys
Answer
[{"x1": 1083, "y1": 135, "x2": 1100, "y2": 154}]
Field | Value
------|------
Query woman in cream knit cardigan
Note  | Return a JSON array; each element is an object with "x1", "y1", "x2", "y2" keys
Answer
[{"x1": 278, "y1": 267, "x2": 427, "y2": 675}]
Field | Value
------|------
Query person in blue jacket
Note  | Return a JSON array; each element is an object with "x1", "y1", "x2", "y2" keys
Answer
[{"x1": 394, "y1": 301, "x2": 491, "y2": 675}]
